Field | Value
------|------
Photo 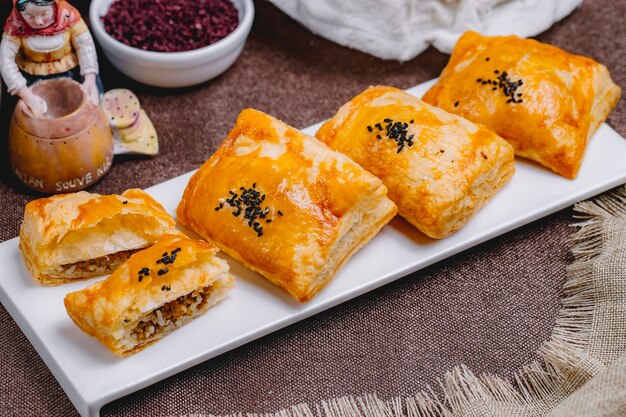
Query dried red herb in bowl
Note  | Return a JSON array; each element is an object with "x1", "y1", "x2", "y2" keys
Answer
[
  {"x1": 102, "y1": 0, "x2": 239, "y2": 53},
  {"x1": 90, "y1": 0, "x2": 253, "y2": 87}
]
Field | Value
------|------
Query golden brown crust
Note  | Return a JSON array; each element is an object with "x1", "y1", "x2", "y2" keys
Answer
[
  {"x1": 64, "y1": 236, "x2": 234, "y2": 356},
  {"x1": 19, "y1": 188, "x2": 180, "y2": 285},
  {"x1": 316, "y1": 85, "x2": 515, "y2": 239},
  {"x1": 177, "y1": 108, "x2": 397, "y2": 302},
  {"x1": 422, "y1": 31, "x2": 621, "y2": 179}
]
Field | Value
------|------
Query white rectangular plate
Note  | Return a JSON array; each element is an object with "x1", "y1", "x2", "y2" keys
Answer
[{"x1": 1, "y1": 80, "x2": 626, "y2": 417}]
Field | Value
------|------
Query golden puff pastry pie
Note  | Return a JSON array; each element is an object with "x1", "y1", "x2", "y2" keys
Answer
[
  {"x1": 177, "y1": 108, "x2": 397, "y2": 302},
  {"x1": 64, "y1": 236, "x2": 234, "y2": 356},
  {"x1": 422, "y1": 31, "x2": 621, "y2": 179},
  {"x1": 19, "y1": 189, "x2": 179, "y2": 285},
  {"x1": 316, "y1": 85, "x2": 515, "y2": 239}
]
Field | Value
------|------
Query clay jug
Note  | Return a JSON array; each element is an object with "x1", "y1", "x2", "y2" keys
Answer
[{"x1": 8, "y1": 78, "x2": 113, "y2": 194}]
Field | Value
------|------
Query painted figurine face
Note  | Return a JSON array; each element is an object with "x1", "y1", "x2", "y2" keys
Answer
[{"x1": 20, "y1": 3, "x2": 55, "y2": 30}]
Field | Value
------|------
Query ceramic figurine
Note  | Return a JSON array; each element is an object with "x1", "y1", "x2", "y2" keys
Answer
[
  {"x1": 0, "y1": 0, "x2": 101, "y2": 117},
  {"x1": 1, "y1": 0, "x2": 159, "y2": 194},
  {"x1": 8, "y1": 77, "x2": 113, "y2": 194},
  {"x1": 102, "y1": 89, "x2": 159, "y2": 156}
]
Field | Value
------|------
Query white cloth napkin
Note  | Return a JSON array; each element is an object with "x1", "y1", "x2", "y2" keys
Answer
[{"x1": 268, "y1": 0, "x2": 582, "y2": 61}]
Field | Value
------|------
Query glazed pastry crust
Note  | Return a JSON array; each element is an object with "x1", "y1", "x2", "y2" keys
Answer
[
  {"x1": 19, "y1": 188, "x2": 179, "y2": 285},
  {"x1": 422, "y1": 31, "x2": 621, "y2": 179},
  {"x1": 177, "y1": 108, "x2": 397, "y2": 302},
  {"x1": 316, "y1": 85, "x2": 515, "y2": 239},
  {"x1": 64, "y1": 236, "x2": 234, "y2": 356}
]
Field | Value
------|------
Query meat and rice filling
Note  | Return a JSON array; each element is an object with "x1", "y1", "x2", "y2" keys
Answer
[
  {"x1": 57, "y1": 248, "x2": 143, "y2": 278},
  {"x1": 130, "y1": 285, "x2": 213, "y2": 345}
]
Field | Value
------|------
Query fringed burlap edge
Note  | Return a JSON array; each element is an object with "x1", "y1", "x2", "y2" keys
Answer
[{"x1": 186, "y1": 185, "x2": 626, "y2": 417}]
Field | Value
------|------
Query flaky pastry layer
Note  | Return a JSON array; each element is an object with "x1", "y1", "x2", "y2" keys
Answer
[
  {"x1": 19, "y1": 188, "x2": 179, "y2": 285},
  {"x1": 64, "y1": 236, "x2": 234, "y2": 356},
  {"x1": 316, "y1": 85, "x2": 515, "y2": 239},
  {"x1": 422, "y1": 31, "x2": 621, "y2": 179},
  {"x1": 177, "y1": 108, "x2": 397, "y2": 301}
]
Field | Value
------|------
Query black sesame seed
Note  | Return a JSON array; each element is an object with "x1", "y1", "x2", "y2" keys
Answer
[
  {"x1": 122, "y1": 201, "x2": 128, "y2": 204},
  {"x1": 158, "y1": 268, "x2": 169, "y2": 275},
  {"x1": 485, "y1": 57, "x2": 490, "y2": 61},
  {"x1": 373, "y1": 119, "x2": 416, "y2": 153},
  {"x1": 217, "y1": 185, "x2": 279, "y2": 236},
  {"x1": 478, "y1": 70, "x2": 524, "y2": 104},
  {"x1": 278, "y1": 210, "x2": 283, "y2": 216},
  {"x1": 367, "y1": 126, "x2": 373, "y2": 132},
  {"x1": 454, "y1": 101, "x2": 459, "y2": 107}
]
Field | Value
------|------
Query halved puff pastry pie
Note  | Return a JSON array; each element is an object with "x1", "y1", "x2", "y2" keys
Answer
[
  {"x1": 422, "y1": 31, "x2": 621, "y2": 179},
  {"x1": 316, "y1": 85, "x2": 515, "y2": 239},
  {"x1": 64, "y1": 236, "x2": 234, "y2": 356},
  {"x1": 19, "y1": 189, "x2": 179, "y2": 285},
  {"x1": 177, "y1": 108, "x2": 397, "y2": 302}
]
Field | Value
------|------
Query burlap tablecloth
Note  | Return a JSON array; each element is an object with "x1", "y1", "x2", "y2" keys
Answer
[{"x1": 0, "y1": 1, "x2": 624, "y2": 416}]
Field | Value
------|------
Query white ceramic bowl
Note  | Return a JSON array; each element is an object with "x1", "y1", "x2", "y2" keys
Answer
[{"x1": 89, "y1": 0, "x2": 254, "y2": 88}]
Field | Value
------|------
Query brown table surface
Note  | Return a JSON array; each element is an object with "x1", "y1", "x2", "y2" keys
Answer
[{"x1": 0, "y1": 0, "x2": 624, "y2": 416}]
